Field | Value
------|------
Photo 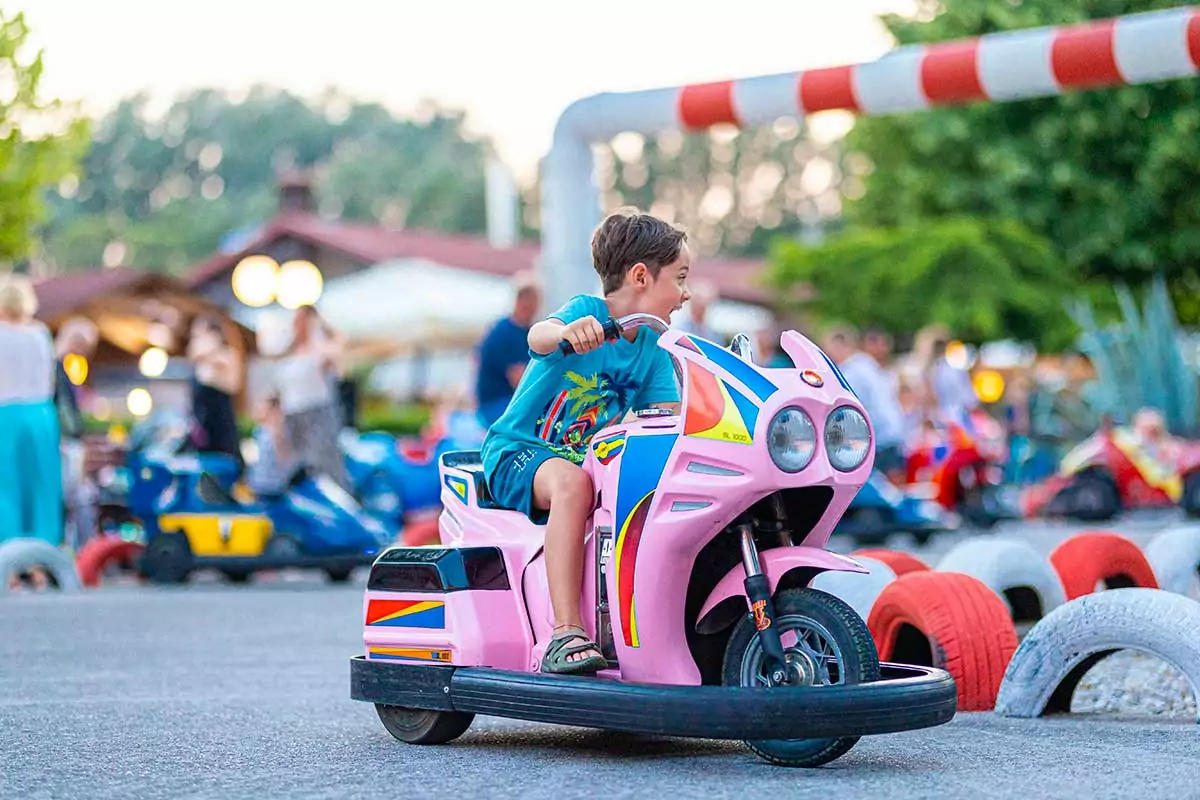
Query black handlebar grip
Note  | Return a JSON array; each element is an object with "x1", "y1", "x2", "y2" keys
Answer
[{"x1": 557, "y1": 318, "x2": 623, "y2": 355}]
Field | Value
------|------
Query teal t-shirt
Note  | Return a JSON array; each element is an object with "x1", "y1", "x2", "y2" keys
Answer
[{"x1": 480, "y1": 294, "x2": 680, "y2": 474}]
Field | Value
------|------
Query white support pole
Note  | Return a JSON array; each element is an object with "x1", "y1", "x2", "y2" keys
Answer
[{"x1": 537, "y1": 6, "x2": 1200, "y2": 313}]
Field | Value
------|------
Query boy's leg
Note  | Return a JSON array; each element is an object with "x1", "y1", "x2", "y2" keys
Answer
[{"x1": 532, "y1": 458, "x2": 601, "y2": 664}]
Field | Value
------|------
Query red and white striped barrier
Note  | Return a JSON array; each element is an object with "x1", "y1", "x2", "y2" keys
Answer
[{"x1": 538, "y1": 7, "x2": 1200, "y2": 311}]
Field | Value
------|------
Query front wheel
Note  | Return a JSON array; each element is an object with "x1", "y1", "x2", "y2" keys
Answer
[
  {"x1": 375, "y1": 704, "x2": 474, "y2": 744},
  {"x1": 722, "y1": 587, "x2": 880, "y2": 767}
]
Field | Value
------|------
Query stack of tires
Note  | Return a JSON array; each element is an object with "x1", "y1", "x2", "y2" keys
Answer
[{"x1": 811, "y1": 526, "x2": 1200, "y2": 714}]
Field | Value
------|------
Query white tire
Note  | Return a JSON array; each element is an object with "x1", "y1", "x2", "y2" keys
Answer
[
  {"x1": 1145, "y1": 524, "x2": 1200, "y2": 600},
  {"x1": 994, "y1": 588, "x2": 1200, "y2": 722},
  {"x1": 0, "y1": 538, "x2": 82, "y2": 595},
  {"x1": 810, "y1": 557, "x2": 897, "y2": 621},
  {"x1": 936, "y1": 536, "x2": 1066, "y2": 623}
]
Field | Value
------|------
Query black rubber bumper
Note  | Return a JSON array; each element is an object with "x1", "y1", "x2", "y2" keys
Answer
[{"x1": 349, "y1": 656, "x2": 957, "y2": 740}]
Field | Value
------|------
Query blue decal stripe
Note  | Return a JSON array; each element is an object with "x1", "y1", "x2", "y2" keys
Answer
[
  {"x1": 726, "y1": 380, "x2": 760, "y2": 436},
  {"x1": 816, "y1": 348, "x2": 857, "y2": 399},
  {"x1": 615, "y1": 435, "x2": 678, "y2": 531},
  {"x1": 689, "y1": 337, "x2": 778, "y2": 402}
]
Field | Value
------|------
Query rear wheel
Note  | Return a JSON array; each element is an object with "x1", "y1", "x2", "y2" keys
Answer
[
  {"x1": 1068, "y1": 471, "x2": 1120, "y2": 521},
  {"x1": 140, "y1": 533, "x2": 193, "y2": 584},
  {"x1": 1181, "y1": 472, "x2": 1200, "y2": 519},
  {"x1": 375, "y1": 704, "x2": 474, "y2": 744},
  {"x1": 721, "y1": 588, "x2": 880, "y2": 767}
]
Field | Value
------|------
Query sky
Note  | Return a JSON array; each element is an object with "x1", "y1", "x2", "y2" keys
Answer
[{"x1": 24, "y1": 0, "x2": 916, "y2": 181}]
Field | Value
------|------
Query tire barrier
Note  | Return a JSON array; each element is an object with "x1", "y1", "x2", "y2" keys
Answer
[
  {"x1": 810, "y1": 557, "x2": 897, "y2": 621},
  {"x1": 0, "y1": 538, "x2": 82, "y2": 595},
  {"x1": 994, "y1": 588, "x2": 1200, "y2": 722},
  {"x1": 850, "y1": 548, "x2": 930, "y2": 577},
  {"x1": 868, "y1": 571, "x2": 1018, "y2": 711},
  {"x1": 1144, "y1": 525, "x2": 1200, "y2": 600},
  {"x1": 75, "y1": 535, "x2": 145, "y2": 588},
  {"x1": 936, "y1": 537, "x2": 1067, "y2": 625},
  {"x1": 1049, "y1": 532, "x2": 1159, "y2": 600}
]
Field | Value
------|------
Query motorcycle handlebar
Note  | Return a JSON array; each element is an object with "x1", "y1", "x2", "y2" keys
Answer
[{"x1": 556, "y1": 313, "x2": 669, "y2": 355}]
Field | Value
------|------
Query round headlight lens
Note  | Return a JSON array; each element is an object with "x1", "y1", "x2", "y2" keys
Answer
[
  {"x1": 825, "y1": 406, "x2": 872, "y2": 472},
  {"x1": 767, "y1": 407, "x2": 817, "y2": 473}
]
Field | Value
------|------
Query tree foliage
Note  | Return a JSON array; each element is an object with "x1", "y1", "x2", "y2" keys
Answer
[
  {"x1": 0, "y1": 11, "x2": 88, "y2": 265},
  {"x1": 768, "y1": 216, "x2": 1079, "y2": 349},
  {"x1": 841, "y1": 0, "x2": 1200, "y2": 321},
  {"x1": 41, "y1": 88, "x2": 492, "y2": 272}
]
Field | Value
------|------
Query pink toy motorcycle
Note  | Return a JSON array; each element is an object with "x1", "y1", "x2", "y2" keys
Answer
[{"x1": 350, "y1": 316, "x2": 956, "y2": 767}]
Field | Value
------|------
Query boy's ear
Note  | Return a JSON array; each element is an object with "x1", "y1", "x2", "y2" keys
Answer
[{"x1": 628, "y1": 262, "x2": 650, "y2": 287}]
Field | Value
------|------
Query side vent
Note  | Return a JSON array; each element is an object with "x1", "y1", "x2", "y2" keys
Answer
[{"x1": 686, "y1": 461, "x2": 744, "y2": 476}]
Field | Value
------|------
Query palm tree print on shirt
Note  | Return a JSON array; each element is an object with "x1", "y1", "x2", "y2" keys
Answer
[{"x1": 535, "y1": 370, "x2": 641, "y2": 463}]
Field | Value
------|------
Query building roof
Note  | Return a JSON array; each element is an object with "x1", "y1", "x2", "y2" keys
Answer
[
  {"x1": 33, "y1": 268, "x2": 182, "y2": 321},
  {"x1": 184, "y1": 210, "x2": 786, "y2": 305}
]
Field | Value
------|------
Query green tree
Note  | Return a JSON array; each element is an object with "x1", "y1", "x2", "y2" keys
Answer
[
  {"x1": 41, "y1": 87, "x2": 492, "y2": 272},
  {"x1": 0, "y1": 11, "x2": 88, "y2": 266},
  {"x1": 841, "y1": 0, "x2": 1200, "y2": 320},
  {"x1": 768, "y1": 216, "x2": 1079, "y2": 349}
]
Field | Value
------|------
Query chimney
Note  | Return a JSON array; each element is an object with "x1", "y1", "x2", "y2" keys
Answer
[
  {"x1": 486, "y1": 159, "x2": 518, "y2": 249},
  {"x1": 277, "y1": 169, "x2": 316, "y2": 214}
]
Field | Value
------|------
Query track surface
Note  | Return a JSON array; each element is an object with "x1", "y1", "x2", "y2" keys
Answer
[{"x1": 2, "y1": 515, "x2": 1197, "y2": 800}]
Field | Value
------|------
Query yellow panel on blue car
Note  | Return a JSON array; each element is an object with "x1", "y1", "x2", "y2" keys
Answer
[{"x1": 158, "y1": 514, "x2": 275, "y2": 556}]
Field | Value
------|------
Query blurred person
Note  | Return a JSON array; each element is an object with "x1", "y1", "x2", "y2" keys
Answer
[
  {"x1": 673, "y1": 279, "x2": 719, "y2": 342},
  {"x1": 276, "y1": 304, "x2": 350, "y2": 490},
  {"x1": 929, "y1": 337, "x2": 979, "y2": 425},
  {"x1": 0, "y1": 274, "x2": 63, "y2": 548},
  {"x1": 187, "y1": 314, "x2": 245, "y2": 478},
  {"x1": 824, "y1": 325, "x2": 907, "y2": 480},
  {"x1": 754, "y1": 320, "x2": 793, "y2": 368},
  {"x1": 1132, "y1": 407, "x2": 1182, "y2": 464},
  {"x1": 53, "y1": 317, "x2": 99, "y2": 549},
  {"x1": 474, "y1": 271, "x2": 541, "y2": 428},
  {"x1": 246, "y1": 393, "x2": 293, "y2": 497}
]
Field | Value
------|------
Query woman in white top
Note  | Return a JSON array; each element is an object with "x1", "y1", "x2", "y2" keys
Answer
[
  {"x1": 275, "y1": 305, "x2": 350, "y2": 490},
  {"x1": 0, "y1": 274, "x2": 63, "y2": 546}
]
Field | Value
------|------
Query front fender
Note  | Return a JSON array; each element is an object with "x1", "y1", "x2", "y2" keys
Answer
[{"x1": 695, "y1": 547, "x2": 868, "y2": 634}]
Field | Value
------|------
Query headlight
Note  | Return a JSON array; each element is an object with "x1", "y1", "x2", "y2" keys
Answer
[
  {"x1": 768, "y1": 407, "x2": 817, "y2": 472},
  {"x1": 825, "y1": 406, "x2": 872, "y2": 472}
]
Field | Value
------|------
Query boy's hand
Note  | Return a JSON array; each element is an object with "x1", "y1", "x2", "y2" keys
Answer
[{"x1": 561, "y1": 316, "x2": 607, "y2": 354}]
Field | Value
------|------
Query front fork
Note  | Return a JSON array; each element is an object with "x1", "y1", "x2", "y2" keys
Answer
[{"x1": 737, "y1": 519, "x2": 791, "y2": 686}]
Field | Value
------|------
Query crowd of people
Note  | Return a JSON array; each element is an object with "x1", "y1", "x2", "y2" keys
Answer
[{"x1": 469, "y1": 271, "x2": 986, "y2": 482}]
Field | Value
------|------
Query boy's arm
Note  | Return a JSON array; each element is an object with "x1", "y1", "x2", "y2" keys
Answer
[{"x1": 528, "y1": 295, "x2": 607, "y2": 356}]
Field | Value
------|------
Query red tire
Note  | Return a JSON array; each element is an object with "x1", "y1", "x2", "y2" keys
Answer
[
  {"x1": 76, "y1": 535, "x2": 145, "y2": 587},
  {"x1": 852, "y1": 548, "x2": 930, "y2": 576},
  {"x1": 867, "y1": 571, "x2": 1018, "y2": 711},
  {"x1": 1049, "y1": 531, "x2": 1159, "y2": 600}
]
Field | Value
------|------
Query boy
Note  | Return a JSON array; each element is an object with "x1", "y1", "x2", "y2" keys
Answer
[{"x1": 480, "y1": 208, "x2": 691, "y2": 675}]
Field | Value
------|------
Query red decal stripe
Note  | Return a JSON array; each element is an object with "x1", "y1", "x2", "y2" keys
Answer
[
  {"x1": 618, "y1": 492, "x2": 653, "y2": 647},
  {"x1": 921, "y1": 40, "x2": 986, "y2": 104},
  {"x1": 798, "y1": 66, "x2": 860, "y2": 113},
  {"x1": 678, "y1": 81, "x2": 739, "y2": 130},
  {"x1": 1051, "y1": 20, "x2": 1122, "y2": 88}
]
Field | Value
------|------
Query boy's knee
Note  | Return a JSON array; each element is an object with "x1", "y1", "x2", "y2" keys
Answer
[{"x1": 551, "y1": 465, "x2": 594, "y2": 504}]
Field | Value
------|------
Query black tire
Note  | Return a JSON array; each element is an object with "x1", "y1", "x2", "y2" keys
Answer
[
  {"x1": 911, "y1": 529, "x2": 934, "y2": 547},
  {"x1": 845, "y1": 508, "x2": 892, "y2": 547},
  {"x1": 1068, "y1": 471, "x2": 1120, "y2": 522},
  {"x1": 326, "y1": 566, "x2": 354, "y2": 583},
  {"x1": 722, "y1": 587, "x2": 880, "y2": 767},
  {"x1": 140, "y1": 533, "x2": 193, "y2": 584},
  {"x1": 1182, "y1": 472, "x2": 1200, "y2": 519},
  {"x1": 222, "y1": 569, "x2": 253, "y2": 584},
  {"x1": 375, "y1": 704, "x2": 474, "y2": 744},
  {"x1": 265, "y1": 534, "x2": 301, "y2": 560}
]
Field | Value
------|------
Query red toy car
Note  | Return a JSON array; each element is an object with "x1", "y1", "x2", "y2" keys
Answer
[
  {"x1": 1022, "y1": 421, "x2": 1200, "y2": 521},
  {"x1": 904, "y1": 412, "x2": 1009, "y2": 528}
]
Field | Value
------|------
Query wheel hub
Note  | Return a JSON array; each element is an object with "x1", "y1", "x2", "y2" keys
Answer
[{"x1": 780, "y1": 648, "x2": 818, "y2": 686}]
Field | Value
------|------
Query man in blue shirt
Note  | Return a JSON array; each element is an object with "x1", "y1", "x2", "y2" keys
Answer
[{"x1": 475, "y1": 274, "x2": 541, "y2": 427}]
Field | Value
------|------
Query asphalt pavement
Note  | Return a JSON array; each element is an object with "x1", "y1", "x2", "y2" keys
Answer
[{"x1": 2, "y1": 516, "x2": 1198, "y2": 800}]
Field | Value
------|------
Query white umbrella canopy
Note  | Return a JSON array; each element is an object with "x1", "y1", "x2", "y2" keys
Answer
[{"x1": 316, "y1": 258, "x2": 516, "y2": 347}]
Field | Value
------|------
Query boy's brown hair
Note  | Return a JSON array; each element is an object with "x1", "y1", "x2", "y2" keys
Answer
[{"x1": 591, "y1": 207, "x2": 687, "y2": 295}]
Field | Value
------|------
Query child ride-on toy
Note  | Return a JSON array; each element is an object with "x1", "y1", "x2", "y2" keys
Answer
[{"x1": 350, "y1": 317, "x2": 956, "y2": 767}]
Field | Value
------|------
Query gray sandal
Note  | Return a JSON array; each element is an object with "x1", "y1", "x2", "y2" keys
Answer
[{"x1": 541, "y1": 626, "x2": 607, "y2": 675}]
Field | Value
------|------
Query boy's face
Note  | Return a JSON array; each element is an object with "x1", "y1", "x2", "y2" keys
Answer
[{"x1": 631, "y1": 243, "x2": 692, "y2": 322}]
